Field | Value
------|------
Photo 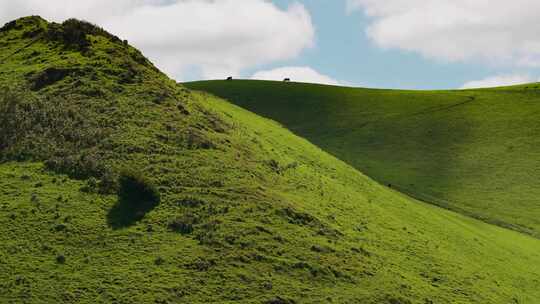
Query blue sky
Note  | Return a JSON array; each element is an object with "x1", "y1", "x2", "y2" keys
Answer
[
  {"x1": 2, "y1": 0, "x2": 540, "y2": 89},
  {"x1": 255, "y1": 0, "x2": 536, "y2": 89}
]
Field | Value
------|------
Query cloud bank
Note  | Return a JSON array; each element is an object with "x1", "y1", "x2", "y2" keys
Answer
[
  {"x1": 0, "y1": 0, "x2": 315, "y2": 80},
  {"x1": 460, "y1": 74, "x2": 539, "y2": 89},
  {"x1": 251, "y1": 66, "x2": 340, "y2": 85},
  {"x1": 348, "y1": 0, "x2": 540, "y2": 67}
]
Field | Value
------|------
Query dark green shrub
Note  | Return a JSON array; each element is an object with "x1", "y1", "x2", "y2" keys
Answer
[
  {"x1": 54, "y1": 224, "x2": 67, "y2": 232},
  {"x1": 176, "y1": 197, "x2": 205, "y2": 208},
  {"x1": 98, "y1": 171, "x2": 118, "y2": 194},
  {"x1": 0, "y1": 20, "x2": 17, "y2": 32},
  {"x1": 266, "y1": 159, "x2": 281, "y2": 173},
  {"x1": 187, "y1": 258, "x2": 216, "y2": 271},
  {"x1": 46, "y1": 19, "x2": 122, "y2": 51},
  {"x1": 80, "y1": 177, "x2": 98, "y2": 193},
  {"x1": 30, "y1": 67, "x2": 74, "y2": 90},
  {"x1": 118, "y1": 170, "x2": 160, "y2": 207},
  {"x1": 168, "y1": 216, "x2": 197, "y2": 235},
  {"x1": 154, "y1": 257, "x2": 165, "y2": 265},
  {"x1": 47, "y1": 20, "x2": 90, "y2": 51},
  {"x1": 56, "y1": 254, "x2": 66, "y2": 264},
  {"x1": 278, "y1": 207, "x2": 314, "y2": 225},
  {"x1": 106, "y1": 170, "x2": 160, "y2": 228},
  {"x1": 22, "y1": 27, "x2": 44, "y2": 39},
  {"x1": 106, "y1": 171, "x2": 159, "y2": 229},
  {"x1": 265, "y1": 297, "x2": 296, "y2": 304}
]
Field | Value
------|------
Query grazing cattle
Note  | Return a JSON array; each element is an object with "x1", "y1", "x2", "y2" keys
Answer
[
  {"x1": 226, "y1": 76, "x2": 233, "y2": 81},
  {"x1": 283, "y1": 78, "x2": 290, "y2": 82}
]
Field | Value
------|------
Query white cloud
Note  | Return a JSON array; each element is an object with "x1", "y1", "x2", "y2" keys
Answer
[
  {"x1": 460, "y1": 74, "x2": 539, "y2": 89},
  {"x1": 251, "y1": 66, "x2": 340, "y2": 85},
  {"x1": 347, "y1": 0, "x2": 540, "y2": 67},
  {"x1": 0, "y1": 0, "x2": 315, "y2": 80}
]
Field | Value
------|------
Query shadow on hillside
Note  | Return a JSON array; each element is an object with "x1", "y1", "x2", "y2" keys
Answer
[
  {"x1": 107, "y1": 191, "x2": 159, "y2": 229},
  {"x1": 196, "y1": 82, "x2": 476, "y2": 212}
]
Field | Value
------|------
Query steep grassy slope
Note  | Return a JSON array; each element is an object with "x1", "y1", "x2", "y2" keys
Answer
[
  {"x1": 185, "y1": 80, "x2": 540, "y2": 238},
  {"x1": 1, "y1": 17, "x2": 540, "y2": 303}
]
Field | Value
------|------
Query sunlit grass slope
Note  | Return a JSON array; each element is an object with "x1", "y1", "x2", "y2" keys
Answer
[
  {"x1": 185, "y1": 80, "x2": 540, "y2": 238},
  {"x1": 1, "y1": 17, "x2": 540, "y2": 303}
]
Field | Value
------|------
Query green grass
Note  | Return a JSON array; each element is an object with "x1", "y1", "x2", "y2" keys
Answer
[
  {"x1": 185, "y1": 80, "x2": 540, "y2": 238},
  {"x1": 1, "y1": 16, "x2": 540, "y2": 303}
]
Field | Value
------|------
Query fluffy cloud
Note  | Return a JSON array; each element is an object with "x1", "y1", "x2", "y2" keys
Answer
[
  {"x1": 460, "y1": 74, "x2": 539, "y2": 89},
  {"x1": 347, "y1": 0, "x2": 540, "y2": 67},
  {"x1": 251, "y1": 66, "x2": 340, "y2": 85},
  {"x1": 0, "y1": 0, "x2": 314, "y2": 80}
]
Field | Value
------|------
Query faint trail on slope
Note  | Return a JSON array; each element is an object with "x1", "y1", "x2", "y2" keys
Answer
[
  {"x1": 324, "y1": 95, "x2": 477, "y2": 135},
  {"x1": 387, "y1": 182, "x2": 537, "y2": 238},
  {"x1": 404, "y1": 95, "x2": 477, "y2": 118}
]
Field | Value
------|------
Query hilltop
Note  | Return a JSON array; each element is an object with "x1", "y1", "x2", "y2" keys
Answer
[
  {"x1": 185, "y1": 80, "x2": 540, "y2": 238},
  {"x1": 1, "y1": 17, "x2": 540, "y2": 303}
]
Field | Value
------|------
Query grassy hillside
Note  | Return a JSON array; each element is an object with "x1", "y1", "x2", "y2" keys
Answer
[
  {"x1": 1, "y1": 16, "x2": 540, "y2": 303},
  {"x1": 185, "y1": 80, "x2": 540, "y2": 238}
]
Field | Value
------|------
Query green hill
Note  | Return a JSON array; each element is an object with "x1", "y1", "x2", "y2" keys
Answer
[
  {"x1": 185, "y1": 80, "x2": 540, "y2": 238},
  {"x1": 1, "y1": 16, "x2": 540, "y2": 303}
]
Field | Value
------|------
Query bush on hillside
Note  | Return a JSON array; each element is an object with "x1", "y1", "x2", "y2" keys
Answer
[
  {"x1": 80, "y1": 177, "x2": 99, "y2": 193},
  {"x1": 106, "y1": 170, "x2": 160, "y2": 229},
  {"x1": 98, "y1": 170, "x2": 118, "y2": 194},
  {"x1": 0, "y1": 87, "x2": 115, "y2": 180},
  {"x1": 0, "y1": 88, "x2": 22, "y2": 152},
  {"x1": 0, "y1": 20, "x2": 18, "y2": 32},
  {"x1": 47, "y1": 20, "x2": 90, "y2": 51},
  {"x1": 56, "y1": 254, "x2": 66, "y2": 264},
  {"x1": 46, "y1": 18, "x2": 122, "y2": 51},
  {"x1": 168, "y1": 218, "x2": 194, "y2": 235},
  {"x1": 118, "y1": 170, "x2": 160, "y2": 210},
  {"x1": 30, "y1": 67, "x2": 75, "y2": 90}
]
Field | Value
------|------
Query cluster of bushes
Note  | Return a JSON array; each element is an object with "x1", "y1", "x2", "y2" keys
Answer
[
  {"x1": 46, "y1": 19, "x2": 122, "y2": 51},
  {"x1": 29, "y1": 67, "x2": 78, "y2": 91},
  {"x1": 0, "y1": 87, "x2": 115, "y2": 181},
  {"x1": 45, "y1": 151, "x2": 108, "y2": 180},
  {"x1": 0, "y1": 20, "x2": 19, "y2": 33},
  {"x1": 0, "y1": 16, "x2": 43, "y2": 33}
]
